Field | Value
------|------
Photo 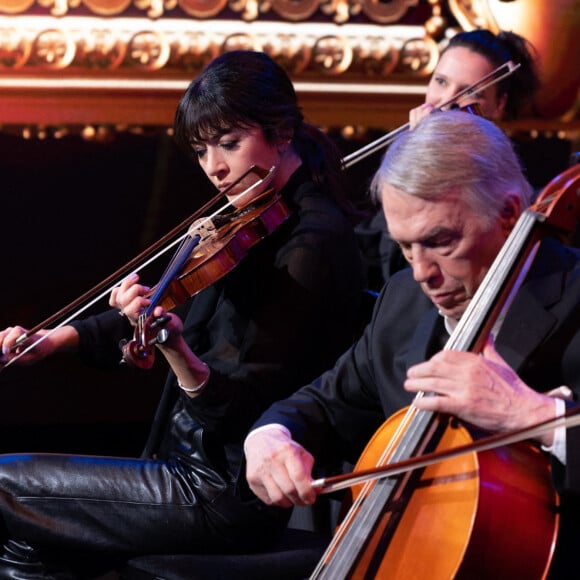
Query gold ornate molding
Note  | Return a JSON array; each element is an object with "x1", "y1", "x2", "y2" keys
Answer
[
  {"x1": 0, "y1": 14, "x2": 440, "y2": 132},
  {"x1": 0, "y1": 0, "x2": 427, "y2": 25},
  {"x1": 0, "y1": 0, "x2": 577, "y2": 138},
  {"x1": 0, "y1": 17, "x2": 440, "y2": 76}
]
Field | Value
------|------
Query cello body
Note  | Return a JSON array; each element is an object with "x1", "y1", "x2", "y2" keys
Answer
[{"x1": 343, "y1": 409, "x2": 558, "y2": 579}]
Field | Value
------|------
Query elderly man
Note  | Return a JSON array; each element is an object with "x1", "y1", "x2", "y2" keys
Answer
[{"x1": 245, "y1": 110, "x2": 580, "y2": 578}]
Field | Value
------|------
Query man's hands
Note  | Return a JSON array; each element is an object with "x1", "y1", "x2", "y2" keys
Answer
[
  {"x1": 404, "y1": 338, "x2": 558, "y2": 447},
  {"x1": 245, "y1": 427, "x2": 317, "y2": 507}
]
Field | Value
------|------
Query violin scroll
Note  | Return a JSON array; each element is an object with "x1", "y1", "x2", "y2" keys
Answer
[
  {"x1": 120, "y1": 315, "x2": 171, "y2": 370},
  {"x1": 530, "y1": 164, "x2": 580, "y2": 238}
]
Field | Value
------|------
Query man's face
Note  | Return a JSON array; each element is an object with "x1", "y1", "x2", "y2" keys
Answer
[{"x1": 382, "y1": 184, "x2": 510, "y2": 320}]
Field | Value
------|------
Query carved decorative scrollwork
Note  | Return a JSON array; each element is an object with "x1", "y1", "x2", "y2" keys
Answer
[
  {"x1": 177, "y1": 0, "x2": 229, "y2": 19},
  {"x1": 128, "y1": 30, "x2": 171, "y2": 70},
  {"x1": 269, "y1": 0, "x2": 320, "y2": 22},
  {"x1": 0, "y1": 0, "x2": 35, "y2": 13},
  {"x1": 359, "y1": 0, "x2": 419, "y2": 24},
  {"x1": 399, "y1": 36, "x2": 438, "y2": 73},
  {"x1": 170, "y1": 31, "x2": 220, "y2": 71},
  {"x1": 77, "y1": 29, "x2": 126, "y2": 69},
  {"x1": 447, "y1": 0, "x2": 497, "y2": 31},
  {"x1": 33, "y1": 28, "x2": 76, "y2": 68},
  {"x1": 0, "y1": 0, "x2": 576, "y2": 135},
  {"x1": 0, "y1": 0, "x2": 436, "y2": 25},
  {"x1": 0, "y1": 17, "x2": 438, "y2": 79},
  {"x1": 0, "y1": 28, "x2": 31, "y2": 67},
  {"x1": 81, "y1": 0, "x2": 133, "y2": 16},
  {"x1": 311, "y1": 35, "x2": 352, "y2": 74},
  {"x1": 353, "y1": 36, "x2": 399, "y2": 77}
]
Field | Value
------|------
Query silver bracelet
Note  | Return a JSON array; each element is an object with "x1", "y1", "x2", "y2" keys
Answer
[{"x1": 177, "y1": 364, "x2": 210, "y2": 393}]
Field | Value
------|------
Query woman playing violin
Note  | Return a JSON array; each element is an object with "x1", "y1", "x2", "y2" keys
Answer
[
  {"x1": 0, "y1": 50, "x2": 364, "y2": 577},
  {"x1": 357, "y1": 29, "x2": 541, "y2": 292}
]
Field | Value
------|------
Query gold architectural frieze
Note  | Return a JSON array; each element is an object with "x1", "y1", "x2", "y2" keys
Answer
[
  {"x1": 0, "y1": 0, "x2": 431, "y2": 25},
  {"x1": 0, "y1": 17, "x2": 439, "y2": 79},
  {"x1": 1, "y1": 1, "x2": 577, "y2": 135},
  {"x1": 448, "y1": 0, "x2": 498, "y2": 32}
]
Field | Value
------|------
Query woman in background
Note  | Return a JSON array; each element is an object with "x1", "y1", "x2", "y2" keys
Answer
[{"x1": 357, "y1": 29, "x2": 540, "y2": 291}]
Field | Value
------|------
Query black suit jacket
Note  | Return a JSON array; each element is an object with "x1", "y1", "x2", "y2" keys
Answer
[
  {"x1": 253, "y1": 237, "x2": 580, "y2": 575},
  {"x1": 256, "y1": 237, "x2": 580, "y2": 459}
]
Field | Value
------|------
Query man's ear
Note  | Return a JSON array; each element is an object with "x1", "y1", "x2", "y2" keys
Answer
[{"x1": 499, "y1": 194, "x2": 522, "y2": 235}]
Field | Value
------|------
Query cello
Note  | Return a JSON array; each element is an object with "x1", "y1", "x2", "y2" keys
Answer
[{"x1": 308, "y1": 163, "x2": 580, "y2": 579}]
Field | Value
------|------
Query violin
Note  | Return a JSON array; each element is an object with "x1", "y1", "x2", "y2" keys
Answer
[
  {"x1": 121, "y1": 187, "x2": 292, "y2": 369},
  {"x1": 342, "y1": 60, "x2": 519, "y2": 168},
  {"x1": 0, "y1": 164, "x2": 285, "y2": 371},
  {"x1": 308, "y1": 164, "x2": 580, "y2": 579},
  {"x1": 1, "y1": 61, "x2": 521, "y2": 372}
]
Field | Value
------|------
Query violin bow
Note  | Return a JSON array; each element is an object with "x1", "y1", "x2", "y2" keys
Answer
[
  {"x1": 1, "y1": 165, "x2": 275, "y2": 371},
  {"x1": 342, "y1": 60, "x2": 521, "y2": 168}
]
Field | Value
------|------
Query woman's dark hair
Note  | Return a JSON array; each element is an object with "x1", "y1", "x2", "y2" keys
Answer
[
  {"x1": 174, "y1": 50, "x2": 360, "y2": 219},
  {"x1": 444, "y1": 29, "x2": 540, "y2": 119}
]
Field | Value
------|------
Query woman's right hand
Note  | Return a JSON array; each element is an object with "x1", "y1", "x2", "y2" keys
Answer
[
  {"x1": 409, "y1": 102, "x2": 436, "y2": 130},
  {"x1": 0, "y1": 325, "x2": 78, "y2": 366}
]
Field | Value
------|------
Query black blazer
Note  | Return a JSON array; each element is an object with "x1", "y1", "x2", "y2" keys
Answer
[
  {"x1": 254, "y1": 237, "x2": 580, "y2": 484},
  {"x1": 253, "y1": 236, "x2": 580, "y2": 576}
]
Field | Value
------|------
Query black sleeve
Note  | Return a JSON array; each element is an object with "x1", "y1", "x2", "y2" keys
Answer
[
  {"x1": 180, "y1": 186, "x2": 366, "y2": 443},
  {"x1": 70, "y1": 309, "x2": 133, "y2": 369}
]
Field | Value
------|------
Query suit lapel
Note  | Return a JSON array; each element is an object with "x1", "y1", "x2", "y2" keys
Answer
[{"x1": 403, "y1": 240, "x2": 567, "y2": 374}]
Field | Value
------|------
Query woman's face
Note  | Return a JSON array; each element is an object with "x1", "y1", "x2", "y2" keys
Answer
[
  {"x1": 191, "y1": 127, "x2": 286, "y2": 208},
  {"x1": 425, "y1": 46, "x2": 507, "y2": 120}
]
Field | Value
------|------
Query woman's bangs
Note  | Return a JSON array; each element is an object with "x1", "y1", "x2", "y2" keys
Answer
[{"x1": 190, "y1": 101, "x2": 252, "y2": 143}]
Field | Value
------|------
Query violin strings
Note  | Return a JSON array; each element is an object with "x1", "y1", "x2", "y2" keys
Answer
[{"x1": 2, "y1": 166, "x2": 276, "y2": 370}]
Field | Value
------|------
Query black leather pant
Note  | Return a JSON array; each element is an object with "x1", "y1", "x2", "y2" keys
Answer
[{"x1": 0, "y1": 453, "x2": 287, "y2": 579}]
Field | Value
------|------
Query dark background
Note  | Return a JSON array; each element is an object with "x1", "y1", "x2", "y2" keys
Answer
[
  {"x1": 0, "y1": 128, "x2": 573, "y2": 457},
  {"x1": 0, "y1": 131, "x2": 210, "y2": 455}
]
